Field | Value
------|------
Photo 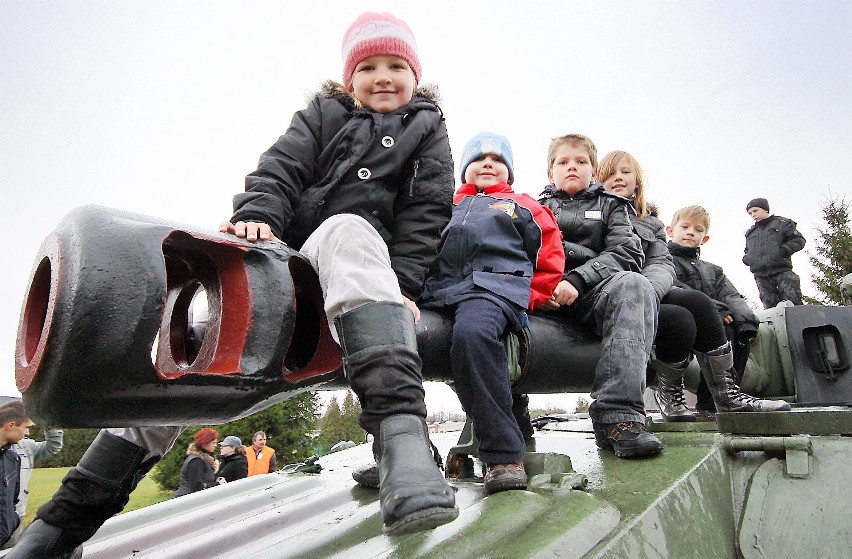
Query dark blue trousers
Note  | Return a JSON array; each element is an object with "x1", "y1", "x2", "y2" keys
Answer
[{"x1": 451, "y1": 297, "x2": 525, "y2": 465}]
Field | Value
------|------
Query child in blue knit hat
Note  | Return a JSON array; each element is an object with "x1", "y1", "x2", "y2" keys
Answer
[{"x1": 419, "y1": 132, "x2": 564, "y2": 494}]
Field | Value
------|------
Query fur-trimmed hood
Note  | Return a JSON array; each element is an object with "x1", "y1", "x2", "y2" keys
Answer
[
  {"x1": 312, "y1": 80, "x2": 442, "y2": 110},
  {"x1": 186, "y1": 442, "x2": 219, "y2": 472}
]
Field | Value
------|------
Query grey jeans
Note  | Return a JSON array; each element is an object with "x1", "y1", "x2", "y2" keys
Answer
[{"x1": 570, "y1": 271, "x2": 658, "y2": 425}]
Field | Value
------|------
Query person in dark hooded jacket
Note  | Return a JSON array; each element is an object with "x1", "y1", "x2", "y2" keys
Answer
[
  {"x1": 9, "y1": 13, "x2": 456, "y2": 558},
  {"x1": 598, "y1": 153, "x2": 786, "y2": 421}
]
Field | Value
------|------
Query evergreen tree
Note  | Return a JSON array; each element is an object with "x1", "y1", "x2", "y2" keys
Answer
[
  {"x1": 341, "y1": 391, "x2": 366, "y2": 444},
  {"x1": 806, "y1": 196, "x2": 852, "y2": 306},
  {"x1": 317, "y1": 396, "x2": 345, "y2": 448},
  {"x1": 151, "y1": 393, "x2": 318, "y2": 491}
]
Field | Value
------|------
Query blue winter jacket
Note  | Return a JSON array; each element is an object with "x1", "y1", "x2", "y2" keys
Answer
[{"x1": 419, "y1": 183, "x2": 564, "y2": 321}]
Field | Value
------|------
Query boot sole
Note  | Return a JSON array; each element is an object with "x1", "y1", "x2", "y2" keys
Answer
[
  {"x1": 484, "y1": 479, "x2": 528, "y2": 495},
  {"x1": 595, "y1": 435, "x2": 664, "y2": 459},
  {"x1": 660, "y1": 414, "x2": 697, "y2": 423},
  {"x1": 612, "y1": 443, "x2": 663, "y2": 459},
  {"x1": 383, "y1": 506, "x2": 460, "y2": 535}
]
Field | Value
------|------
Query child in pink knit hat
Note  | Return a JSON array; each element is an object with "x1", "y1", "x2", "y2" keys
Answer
[
  {"x1": 222, "y1": 11, "x2": 458, "y2": 535},
  {"x1": 12, "y1": 13, "x2": 457, "y2": 558}
]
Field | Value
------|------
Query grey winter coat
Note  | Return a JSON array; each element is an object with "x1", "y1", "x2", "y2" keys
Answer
[
  {"x1": 742, "y1": 215, "x2": 806, "y2": 277},
  {"x1": 538, "y1": 184, "x2": 643, "y2": 296},
  {"x1": 231, "y1": 82, "x2": 454, "y2": 299},
  {"x1": 630, "y1": 211, "x2": 675, "y2": 302}
]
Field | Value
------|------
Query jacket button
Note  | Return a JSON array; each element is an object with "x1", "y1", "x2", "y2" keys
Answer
[
  {"x1": 372, "y1": 210, "x2": 379, "y2": 216},
  {"x1": 381, "y1": 136, "x2": 395, "y2": 148},
  {"x1": 357, "y1": 168, "x2": 371, "y2": 180},
  {"x1": 568, "y1": 250, "x2": 575, "y2": 256}
]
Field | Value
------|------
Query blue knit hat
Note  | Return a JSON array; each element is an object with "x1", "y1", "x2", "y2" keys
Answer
[{"x1": 459, "y1": 131, "x2": 515, "y2": 185}]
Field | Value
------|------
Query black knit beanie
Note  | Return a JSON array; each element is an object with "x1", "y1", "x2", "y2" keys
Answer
[{"x1": 746, "y1": 198, "x2": 769, "y2": 212}]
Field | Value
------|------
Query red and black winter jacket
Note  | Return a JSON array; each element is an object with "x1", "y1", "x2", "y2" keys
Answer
[{"x1": 419, "y1": 183, "x2": 564, "y2": 315}]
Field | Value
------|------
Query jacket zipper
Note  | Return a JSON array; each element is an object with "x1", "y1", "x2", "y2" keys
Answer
[{"x1": 409, "y1": 159, "x2": 419, "y2": 196}]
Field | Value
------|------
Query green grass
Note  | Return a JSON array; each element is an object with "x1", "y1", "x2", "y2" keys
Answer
[{"x1": 23, "y1": 467, "x2": 173, "y2": 527}]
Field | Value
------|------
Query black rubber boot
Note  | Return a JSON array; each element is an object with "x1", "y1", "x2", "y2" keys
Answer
[
  {"x1": 377, "y1": 415, "x2": 458, "y2": 534},
  {"x1": 7, "y1": 431, "x2": 158, "y2": 559},
  {"x1": 335, "y1": 302, "x2": 458, "y2": 534}
]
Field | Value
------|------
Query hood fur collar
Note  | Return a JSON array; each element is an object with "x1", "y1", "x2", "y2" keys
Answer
[{"x1": 187, "y1": 442, "x2": 219, "y2": 471}]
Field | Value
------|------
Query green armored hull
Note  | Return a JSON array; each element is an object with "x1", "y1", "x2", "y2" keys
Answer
[{"x1": 38, "y1": 408, "x2": 848, "y2": 559}]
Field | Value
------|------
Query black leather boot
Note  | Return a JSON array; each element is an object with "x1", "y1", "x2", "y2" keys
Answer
[
  {"x1": 695, "y1": 342, "x2": 791, "y2": 413},
  {"x1": 7, "y1": 431, "x2": 158, "y2": 558},
  {"x1": 335, "y1": 302, "x2": 458, "y2": 534},
  {"x1": 652, "y1": 358, "x2": 696, "y2": 422}
]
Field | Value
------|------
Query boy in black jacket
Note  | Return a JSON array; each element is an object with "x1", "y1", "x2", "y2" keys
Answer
[
  {"x1": 742, "y1": 197, "x2": 806, "y2": 308},
  {"x1": 667, "y1": 205, "x2": 762, "y2": 413}
]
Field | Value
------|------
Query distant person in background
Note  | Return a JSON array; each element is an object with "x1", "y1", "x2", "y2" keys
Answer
[
  {"x1": 246, "y1": 432, "x2": 276, "y2": 476},
  {"x1": 0, "y1": 401, "x2": 34, "y2": 548},
  {"x1": 742, "y1": 197, "x2": 806, "y2": 308},
  {"x1": 7, "y1": 421, "x2": 64, "y2": 547},
  {"x1": 215, "y1": 436, "x2": 248, "y2": 484},
  {"x1": 173, "y1": 428, "x2": 219, "y2": 498}
]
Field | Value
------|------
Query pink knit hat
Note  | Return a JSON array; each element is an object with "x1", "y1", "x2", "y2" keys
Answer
[{"x1": 341, "y1": 12, "x2": 422, "y2": 87}]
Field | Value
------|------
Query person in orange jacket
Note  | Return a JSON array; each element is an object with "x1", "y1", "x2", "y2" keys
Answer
[{"x1": 246, "y1": 431, "x2": 276, "y2": 476}]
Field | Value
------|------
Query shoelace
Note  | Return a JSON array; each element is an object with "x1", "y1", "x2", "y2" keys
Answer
[
  {"x1": 723, "y1": 376, "x2": 759, "y2": 404},
  {"x1": 664, "y1": 382, "x2": 689, "y2": 407}
]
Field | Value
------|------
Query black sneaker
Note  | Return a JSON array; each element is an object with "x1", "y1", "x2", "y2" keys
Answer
[{"x1": 593, "y1": 421, "x2": 663, "y2": 458}]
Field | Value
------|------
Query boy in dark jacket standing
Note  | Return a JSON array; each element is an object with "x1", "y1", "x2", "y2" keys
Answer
[
  {"x1": 419, "y1": 132, "x2": 564, "y2": 494},
  {"x1": 742, "y1": 198, "x2": 806, "y2": 308}
]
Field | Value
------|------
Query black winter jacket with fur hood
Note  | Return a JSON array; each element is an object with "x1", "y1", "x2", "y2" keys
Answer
[{"x1": 231, "y1": 81, "x2": 454, "y2": 299}]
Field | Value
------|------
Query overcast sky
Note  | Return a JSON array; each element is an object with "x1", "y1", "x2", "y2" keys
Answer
[{"x1": 2, "y1": 1, "x2": 850, "y2": 415}]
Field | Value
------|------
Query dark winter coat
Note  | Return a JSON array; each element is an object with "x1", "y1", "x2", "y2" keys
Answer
[
  {"x1": 231, "y1": 81, "x2": 454, "y2": 299},
  {"x1": 742, "y1": 215, "x2": 806, "y2": 277},
  {"x1": 216, "y1": 452, "x2": 248, "y2": 483},
  {"x1": 630, "y1": 210, "x2": 676, "y2": 302},
  {"x1": 419, "y1": 183, "x2": 564, "y2": 319},
  {"x1": 538, "y1": 184, "x2": 643, "y2": 297},
  {"x1": 0, "y1": 443, "x2": 21, "y2": 546},
  {"x1": 669, "y1": 241, "x2": 759, "y2": 338},
  {"x1": 174, "y1": 445, "x2": 218, "y2": 498}
]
